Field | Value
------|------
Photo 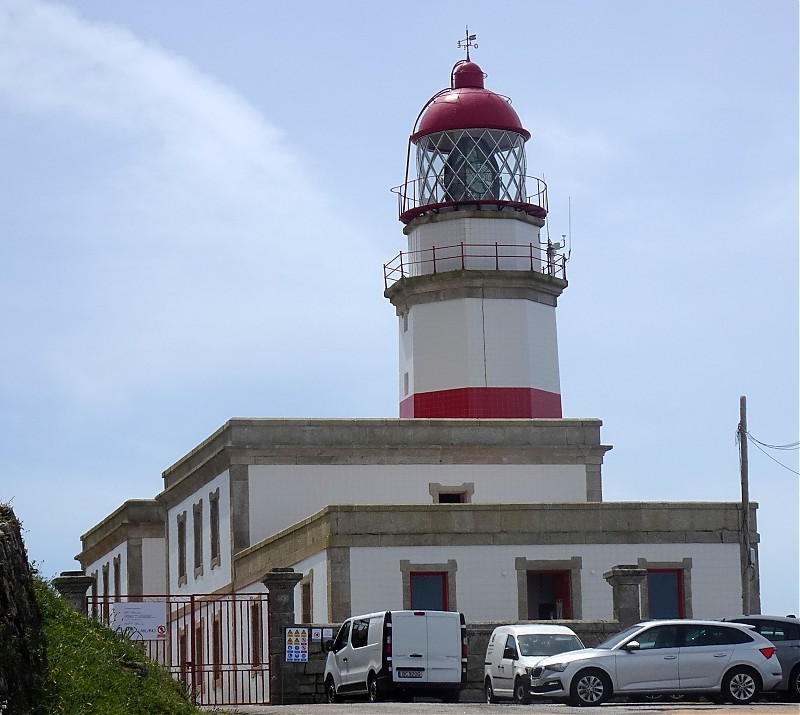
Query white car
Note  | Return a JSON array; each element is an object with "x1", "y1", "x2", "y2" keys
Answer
[
  {"x1": 484, "y1": 624, "x2": 584, "y2": 703},
  {"x1": 529, "y1": 619, "x2": 783, "y2": 706}
]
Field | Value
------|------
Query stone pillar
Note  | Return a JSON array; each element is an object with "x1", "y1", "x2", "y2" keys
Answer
[
  {"x1": 52, "y1": 570, "x2": 96, "y2": 616},
  {"x1": 262, "y1": 567, "x2": 303, "y2": 705},
  {"x1": 603, "y1": 564, "x2": 646, "y2": 628}
]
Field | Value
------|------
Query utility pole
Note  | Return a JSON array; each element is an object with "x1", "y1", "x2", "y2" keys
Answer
[{"x1": 738, "y1": 395, "x2": 751, "y2": 615}]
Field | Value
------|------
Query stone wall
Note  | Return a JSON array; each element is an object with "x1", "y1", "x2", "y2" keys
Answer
[
  {"x1": 0, "y1": 504, "x2": 48, "y2": 712},
  {"x1": 281, "y1": 619, "x2": 620, "y2": 703}
]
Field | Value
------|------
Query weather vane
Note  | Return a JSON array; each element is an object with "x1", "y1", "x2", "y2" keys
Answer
[{"x1": 457, "y1": 27, "x2": 477, "y2": 61}]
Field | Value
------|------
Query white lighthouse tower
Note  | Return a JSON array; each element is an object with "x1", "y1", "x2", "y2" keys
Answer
[{"x1": 385, "y1": 43, "x2": 567, "y2": 418}]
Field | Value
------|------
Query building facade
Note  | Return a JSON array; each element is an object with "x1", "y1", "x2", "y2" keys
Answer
[{"x1": 74, "y1": 49, "x2": 759, "y2": 704}]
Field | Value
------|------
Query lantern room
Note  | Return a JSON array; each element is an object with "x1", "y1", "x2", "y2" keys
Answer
[{"x1": 393, "y1": 60, "x2": 548, "y2": 224}]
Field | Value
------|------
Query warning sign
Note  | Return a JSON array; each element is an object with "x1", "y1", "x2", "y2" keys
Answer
[
  {"x1": 109, "y1": 602, "x2": 167, "y2": 640},
  {"x1": 285, "y1": 627, "x2": 309, "y2": 662}
]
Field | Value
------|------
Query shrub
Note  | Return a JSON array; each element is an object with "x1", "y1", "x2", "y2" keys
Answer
[{"x1": 34, "y1": 578, "x2": 198, "y2": 715}]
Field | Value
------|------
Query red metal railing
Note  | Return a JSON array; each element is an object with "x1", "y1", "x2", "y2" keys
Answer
[
  {"x1": 391, "y1": 175, "x2": 548, "y2": 223},
  {"x1": 383, "y1": 241, "x2": 566, "y2": 289},
  {"x1": 87, "y1": 592, "x2": 270, "y2": 706}
]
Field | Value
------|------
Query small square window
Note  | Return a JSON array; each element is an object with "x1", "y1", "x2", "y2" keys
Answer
[{"x1": 437, "y1": 492, "x2": 465, "y2": 503}]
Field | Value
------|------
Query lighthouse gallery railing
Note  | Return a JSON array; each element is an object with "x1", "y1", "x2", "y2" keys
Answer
[{"x1": 384, "y1": 241, "x2": 566, "y2": 289}]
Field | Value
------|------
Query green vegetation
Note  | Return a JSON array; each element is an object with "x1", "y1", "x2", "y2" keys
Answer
[{"x1": 34, "y1": 577, "x2": 199, "y2": 715}]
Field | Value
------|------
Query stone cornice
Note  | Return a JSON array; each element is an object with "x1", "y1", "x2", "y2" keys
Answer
[
  {"x1": 232, "y1": 501, "x2": 755, "y2": 591},
  {"x1": 77, "y1": 499, "x2": 164, "y2": 568},
  {"x1": 159, "y1": 418, "x2": 611, "y2": 500},
  {"x1": 403, "y1": 208, "x2": 545, "y2": 235},
  {"x1": 384, "y1": 269, "x2": 567, "y2": 312}
]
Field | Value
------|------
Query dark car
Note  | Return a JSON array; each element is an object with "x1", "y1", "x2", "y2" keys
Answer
[{"x1": 723, "y1": 615, "x2": 800, "y2": 701}]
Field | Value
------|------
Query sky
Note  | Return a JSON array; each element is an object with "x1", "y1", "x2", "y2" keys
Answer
[{"x1": 0, "y1": 0, "x2": 797, "y2": 613}]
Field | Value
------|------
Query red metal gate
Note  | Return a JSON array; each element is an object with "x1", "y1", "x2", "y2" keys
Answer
[{"x1": 88, "y1": 593, "x2": 270, "y2": 705}]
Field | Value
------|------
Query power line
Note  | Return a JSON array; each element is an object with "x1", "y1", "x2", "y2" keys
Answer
[
  {"x1": 746, "y1": 432, "x2": 800, "y2": 450},
  {"x1": 746, "y1": 434, "x2": 800, "y2": 475}
]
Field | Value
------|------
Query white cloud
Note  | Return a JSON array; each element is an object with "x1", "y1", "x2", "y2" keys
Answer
[{"x1": 0, "y1": 0, "x2": 388, "y2": 408}]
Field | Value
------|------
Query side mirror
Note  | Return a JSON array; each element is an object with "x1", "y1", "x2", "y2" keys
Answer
[
  {"x1": 324, "y1": 639, "x2": 335, "y2": 652},
  {"x1": 623, "y1": 640, "x2": 640, "y2": 651},
  {"x1": 503, "y1": 647, "x2": 517, "y2": 660}
]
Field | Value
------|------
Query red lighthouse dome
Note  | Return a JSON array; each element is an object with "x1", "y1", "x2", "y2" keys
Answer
[
  {"x1": 393, "y1": 59, "x2": 546, "y2": 224},
  {"x1": 412, "y1": 61, "x2": 530, "y2": 141}
]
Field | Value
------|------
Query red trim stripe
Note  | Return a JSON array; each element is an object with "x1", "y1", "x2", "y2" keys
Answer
[{"x1": 399, "y1": 387, "x2": 562, "y2": 418}]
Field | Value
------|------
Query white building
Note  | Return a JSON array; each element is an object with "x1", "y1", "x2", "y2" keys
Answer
[{"x1": 75, "y1": 48, "x2": 758, "y2": 703}]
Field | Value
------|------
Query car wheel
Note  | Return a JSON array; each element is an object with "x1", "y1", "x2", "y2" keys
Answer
[
  {"x1": 367, "y1": 673, "x2": 380, "y2": 703},
  {"x1": 325, "y1": 677, "x2": 340, "y2": 704},
  {"x1": 721, "y1": 667, "x2": 760, "y2": 705},
  {"x1": 485, "y1": 678, "x2": 498, "y2": 704},
  {"x1": 514, "y1": 677, "x2": 532, "y2": 704},
  {"x1": 569, "y1": 668, "x2": 612, "y2": 707},
  {"x1": 790, "y1": 665, "x2": 800, "y2": 702}
]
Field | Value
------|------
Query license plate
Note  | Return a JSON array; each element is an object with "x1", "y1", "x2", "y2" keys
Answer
[{"x1": 397, "y1": 669, "x2": 423, "y2": 678}]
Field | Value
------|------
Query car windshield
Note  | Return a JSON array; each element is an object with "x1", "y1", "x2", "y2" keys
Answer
[
  {"x1": 596, "y1": 625, "x2": 642, "y2": 650},
  {"x1": 518, "y1": 633, "x2": 584, "y2": 656}
]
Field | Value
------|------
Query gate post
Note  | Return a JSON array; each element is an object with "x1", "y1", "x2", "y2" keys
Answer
[
  {"x1": 262, "y1": 567, "x2": 303, "y2": 705},
  {"x1": 52, "y1": 570, "x2": 96, "y2": 616},
  {"x1": 603, "y1": 564, "x2": 646, "y2": 628}
]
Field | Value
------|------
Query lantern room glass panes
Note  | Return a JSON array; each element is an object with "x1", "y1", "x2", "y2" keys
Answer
[{"x1": 415, "y1": 129, "x2": 527, "y2": 206}]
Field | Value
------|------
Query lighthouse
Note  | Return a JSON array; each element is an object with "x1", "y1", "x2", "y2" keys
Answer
[{"x1": 385, "y1": 45, "x2": 567, "y2": 419}]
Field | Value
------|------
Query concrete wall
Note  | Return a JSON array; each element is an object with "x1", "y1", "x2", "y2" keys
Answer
[
  {"x1": 247, "y1": 463, "x2": 587, "y2": 547},
  {"x1": 141, "y1": 537, "x2": 167, "y2": 594},
  {"x1": 233, "y1": 502, "x2": 751, "y2": 623},
  {"x1": 167, "y1": 470, "x2": 232, "y2": 594},
  {"x1": 346, "y1": 542, "x2": 741, "y2": 620},
  {"x1": 402, "y1": 298, "x2": 560, "y2": 394}
]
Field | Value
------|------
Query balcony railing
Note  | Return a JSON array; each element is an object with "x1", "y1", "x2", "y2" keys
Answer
[
  {"x1": 383, "y1": 241, "x2": 566, "y2": 289},
  {"x1": 391, "y1": 175, "x2": 548, "y2": 224}
]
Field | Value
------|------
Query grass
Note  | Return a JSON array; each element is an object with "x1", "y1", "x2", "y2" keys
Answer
[{"x1": 33, "y1": 576, "x2": 200, "y2": 715}]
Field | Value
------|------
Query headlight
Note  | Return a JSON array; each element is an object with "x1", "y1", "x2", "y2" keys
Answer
[{"x1": 543, "y1": 662, "x2": 568, "y2": 673}]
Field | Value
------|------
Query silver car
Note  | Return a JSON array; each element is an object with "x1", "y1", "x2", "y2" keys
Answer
[
  {"x1": 723, "y1": 615, "x2": 800, "y2": 701},
  {"x1": 529, "y1": 619, "x2": 783, "y2": 706}
]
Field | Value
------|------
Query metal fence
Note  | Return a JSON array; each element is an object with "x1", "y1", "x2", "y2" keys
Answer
[{"x1": 88, "y1": 592, "x2": 270, "y2": 706}]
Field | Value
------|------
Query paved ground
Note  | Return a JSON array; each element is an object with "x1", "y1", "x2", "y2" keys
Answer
[{"x1": 205, "y1": 701, "x2": 799, "y2": 715}]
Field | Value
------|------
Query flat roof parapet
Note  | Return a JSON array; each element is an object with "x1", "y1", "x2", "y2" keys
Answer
[{"x1": 161, "y1": 417, "x2": 611, "y2": 491}]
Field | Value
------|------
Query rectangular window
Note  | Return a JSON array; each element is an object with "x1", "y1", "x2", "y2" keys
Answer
[
  {"x1": 212, "y1": 614, "x2": 223, "y2": 684},
  {"x1": 301, "y1": 581, "x2": 312, "y2": 624},
  {"x1": 437, "y1": 492, "x2": 465, "y2": 503},
  {"x1": 527, "y1": 570, "x2": 572, "y2": 619},
  {"x1": 101, "y1": 563, "x2": 110, "y2": 620},
  {"x1": 250, "y1": 602, "x2": 262, "y2": 666},
  {"x1": 410, "y1": 572, "x2": 448, "y2": 610},
  {"x1": 647, "y1": 569, "x2": 684, "y2": 618},
  {"x1": 209, "y1": 489, "x2": 220, "y2": 568},
  {"x1": 178, "y1": 628, "x2": 188, "y2": 684},
  {"x1": 194, "y1": 620, "x2": 205, "y2": 673},
  {"x1": 193, "y1": 500, "x2": 203, "y2": 577},
  {"x1": 177, "y1": 511, "x2": 187, "y2": 585},
  {"x1": 350, "y1": 618, "x2": 370, "y2": 648},
  {"x1": 91, "y1": 571, "x2": 98, "y2": 619},
  {"x1": 113, "y1": 555, "x2": 121, "y2": 601}
]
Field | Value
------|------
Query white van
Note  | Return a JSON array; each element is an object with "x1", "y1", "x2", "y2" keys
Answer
[
  {"x1": 484, "y1": 623, "x2": 584, "y2": 703},
  {"x1": 324, "y1": 610, "x2": 467, "y2": 702}
]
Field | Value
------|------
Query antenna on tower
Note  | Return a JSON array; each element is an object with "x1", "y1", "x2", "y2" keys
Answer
[
  {"x1": 566, "y1": 196, "x2": 573, "y2": 260},
  {"x1": 457, "y1": 27, "x2": 477, "y2": 60}
]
